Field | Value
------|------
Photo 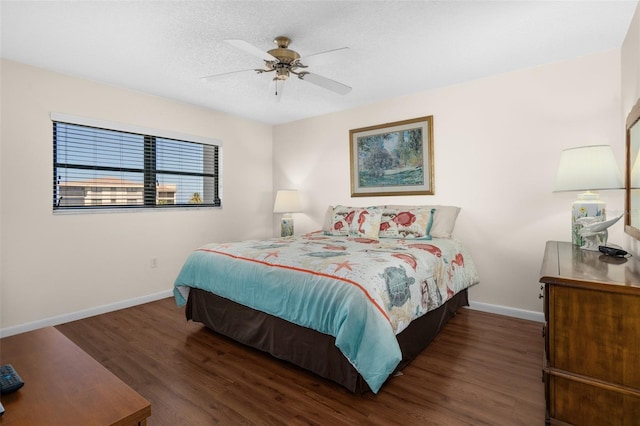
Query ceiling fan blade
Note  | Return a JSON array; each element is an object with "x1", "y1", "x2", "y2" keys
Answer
[
  {"x1": 225, "y1": 39, "x2": 277, "y2": 62},
  {"x1": 300, "y1": 47, "x2": 349, "y2": 67},
  {"x1": 200, "y1": 69, "x2": 257, "y2": 82},
  {"x1": 299, "y1": 72, "x2": 351, "y2": 95},
  {"x1": 267, "y1": 78, "x2": 286, "y2": 102}
]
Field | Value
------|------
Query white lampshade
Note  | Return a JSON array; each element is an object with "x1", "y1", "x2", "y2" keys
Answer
[
  {"x1": 554, "y1": 145, "x2": 623, "y2": 192},
  {"x1": 274, "y1": 190, "x2": 301, "y2": 238},
  {"x1": 273, "y1": 190, "x2": 301, "y2": 213}
]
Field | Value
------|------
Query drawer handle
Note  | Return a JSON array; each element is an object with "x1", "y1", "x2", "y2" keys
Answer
[{"x1": 539, "y1": 293, "x2": 544, "y2": 299}]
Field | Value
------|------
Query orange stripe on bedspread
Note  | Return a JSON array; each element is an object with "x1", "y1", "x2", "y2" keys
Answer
[{"x1": 196, "y1": 248, "x2": 391, "y2": 324}]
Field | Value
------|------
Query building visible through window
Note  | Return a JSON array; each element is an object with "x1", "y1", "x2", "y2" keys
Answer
[
  {"x1": 57, "y1": 177, "x2": 176, "y2": 207},
  {"x1": 52, "y1": 116, "x2": 220, "y2": 210}
]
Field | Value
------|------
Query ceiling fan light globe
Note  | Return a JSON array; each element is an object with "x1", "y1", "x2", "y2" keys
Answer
[{"x1": 275, "y1": 67, "x2": 289, "y2": 80}]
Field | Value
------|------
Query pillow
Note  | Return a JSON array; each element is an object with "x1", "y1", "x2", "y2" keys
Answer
[
  {"x1": 384, "y1": 205, "x2": 460, "y2": 238},
  {"x1": 322, "y1": 205, "x2": 335, "y2": 233},
  {"x1": 329, "y1": 205, "x2": 360, "y2": 236},
  {"x1": 348, "y1": 207, "x2": 382, "y2": 240},
  {"x1": 430, "y1": 205, "x2": 460, "y2": 238},
  {"x1": 379, "y1": 207, "x2": 434, "y2": 239},
  {"x1": 328, "y1": 205, "x2": 382, "y2": 240}
]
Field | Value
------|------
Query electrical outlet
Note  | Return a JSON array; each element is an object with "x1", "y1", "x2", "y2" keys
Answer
[{"x1": 150, "y1": 258, "x2": 158, "y2": 268}]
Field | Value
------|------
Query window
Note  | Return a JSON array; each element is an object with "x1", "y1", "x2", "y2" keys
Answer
[{"x1": 52, "y1": 114, "x2": 221, "y2": 210}]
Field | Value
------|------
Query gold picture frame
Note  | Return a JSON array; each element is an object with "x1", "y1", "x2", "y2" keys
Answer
[{"x1": 349, "y1": 115, "x2": 434, "y2": 197}]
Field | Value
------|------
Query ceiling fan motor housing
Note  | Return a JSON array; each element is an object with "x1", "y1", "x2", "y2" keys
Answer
[{"x1": 268, "y1": 36, "x2": 300, "y2": 65}]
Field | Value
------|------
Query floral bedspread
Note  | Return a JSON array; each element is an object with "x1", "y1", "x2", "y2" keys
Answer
[{"x1": 174, "y1": 232, "x2": 479, "y2": 393}]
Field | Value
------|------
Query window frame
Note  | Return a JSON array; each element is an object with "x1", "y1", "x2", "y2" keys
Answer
[{"x1": 51, "y1": 113, "x2": 222, "y2": 212}]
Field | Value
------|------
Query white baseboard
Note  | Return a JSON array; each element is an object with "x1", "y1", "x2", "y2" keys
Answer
[
  {"x1": 0, "y1": 289, "x2": 174, "y2": 338},
  {"x1": 467, "y1": 300, "x2": 545, "y2": 323},
  {"x1": 0, "y1": 291, "x2": 544, "y2": 338}
]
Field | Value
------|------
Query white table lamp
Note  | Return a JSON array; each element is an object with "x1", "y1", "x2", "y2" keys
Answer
[
  {"x1": 273, "y1": 190, "x2": 301, "y2": 237},
  {"x1": 554, "y1": 145, "x2": 623, "y2": 248}
]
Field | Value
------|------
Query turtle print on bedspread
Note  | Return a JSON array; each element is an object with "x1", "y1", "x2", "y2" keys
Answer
[{"x1": 382, "y1": 266, "x2": 415, "y2": 308}]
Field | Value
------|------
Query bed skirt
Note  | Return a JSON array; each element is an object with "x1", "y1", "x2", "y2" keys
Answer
[{"x1": 185, "y1": 287, "x2": 469, "y2": 393}]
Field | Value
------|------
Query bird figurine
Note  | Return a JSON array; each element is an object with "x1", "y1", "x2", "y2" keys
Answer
[{"x1": 577, "y1": 213, "x2": 624, "y2": 251}]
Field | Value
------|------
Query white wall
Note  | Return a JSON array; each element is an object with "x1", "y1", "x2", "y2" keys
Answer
[
  {"x1": 274, "y1": 50, "x2": 624, "y2": 316},
  {"x1": 0, "y1": 59, "x2": 273, "y2": 334},
  {"x1": 623, "y1": 2, "x2": 640, "y2": 114}
]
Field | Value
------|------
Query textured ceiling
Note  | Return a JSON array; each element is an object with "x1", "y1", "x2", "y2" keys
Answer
[{"x1": 1, "y1": 1, "x2": 637, "y2": 125}]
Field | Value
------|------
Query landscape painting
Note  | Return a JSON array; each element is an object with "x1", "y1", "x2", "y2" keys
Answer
[{"x1": 350, "y1": 116, "x2": 434, "y2": 196}]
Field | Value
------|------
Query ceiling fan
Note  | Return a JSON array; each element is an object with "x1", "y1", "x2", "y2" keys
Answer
[{"x1": 202, "y1": 36, "x2": 352, "y2": 100}]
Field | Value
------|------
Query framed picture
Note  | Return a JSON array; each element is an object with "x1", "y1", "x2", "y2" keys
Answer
[{"x1": 349, "y1": 115, "x2": 434, "y2": 197}]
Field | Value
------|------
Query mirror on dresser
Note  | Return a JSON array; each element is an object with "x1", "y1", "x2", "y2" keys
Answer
[{"x1": 626, "y1": 98, "x2": 640, "y2": 240}]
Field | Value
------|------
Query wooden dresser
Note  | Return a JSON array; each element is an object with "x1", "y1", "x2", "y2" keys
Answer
[{"x1": 539, "y1": 241, "x2": 640, "y2": 425}]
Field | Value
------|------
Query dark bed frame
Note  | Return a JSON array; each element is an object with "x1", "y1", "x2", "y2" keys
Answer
[{"x1": 185, "y1": 287, "x2": 469, "y2": 393}]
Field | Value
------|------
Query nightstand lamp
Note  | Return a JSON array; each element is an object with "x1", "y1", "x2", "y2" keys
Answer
[
  {"x1": 273, "y1": 189, "x2": 301, "y2": 237},
  {"x1": 554, "y1": 145, "x2": 623, "y2": 248}
]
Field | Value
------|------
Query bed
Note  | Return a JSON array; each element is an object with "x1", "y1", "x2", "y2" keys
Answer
[{"x1": 173, "y1": 205, "x2": 480, "y2": 393}]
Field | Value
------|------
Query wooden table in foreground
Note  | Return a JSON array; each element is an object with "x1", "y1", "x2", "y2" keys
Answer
[{"x1": 0, "y1": 326, "x2": 150, "y2": 425}]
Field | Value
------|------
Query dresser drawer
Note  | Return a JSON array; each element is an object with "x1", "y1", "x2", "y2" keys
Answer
[
  {"x1": 548, "y1": 374, "x2": 640, "y2": 426},
  {"x1": 548, "y1": 285, "x2": 640, "y2": 388}
]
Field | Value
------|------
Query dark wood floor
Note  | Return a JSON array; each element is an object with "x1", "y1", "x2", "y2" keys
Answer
[{"x1": 56, "y1": 297, "x2": 545, "y2": 425}]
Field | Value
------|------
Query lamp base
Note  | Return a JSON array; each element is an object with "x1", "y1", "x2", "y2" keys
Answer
[
  {"x1": 572, "y1": 191, "x2": 606, "y2": 247},
  {"x1": 281, "y1": 214, "x2": 294, "y2": 237}
]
